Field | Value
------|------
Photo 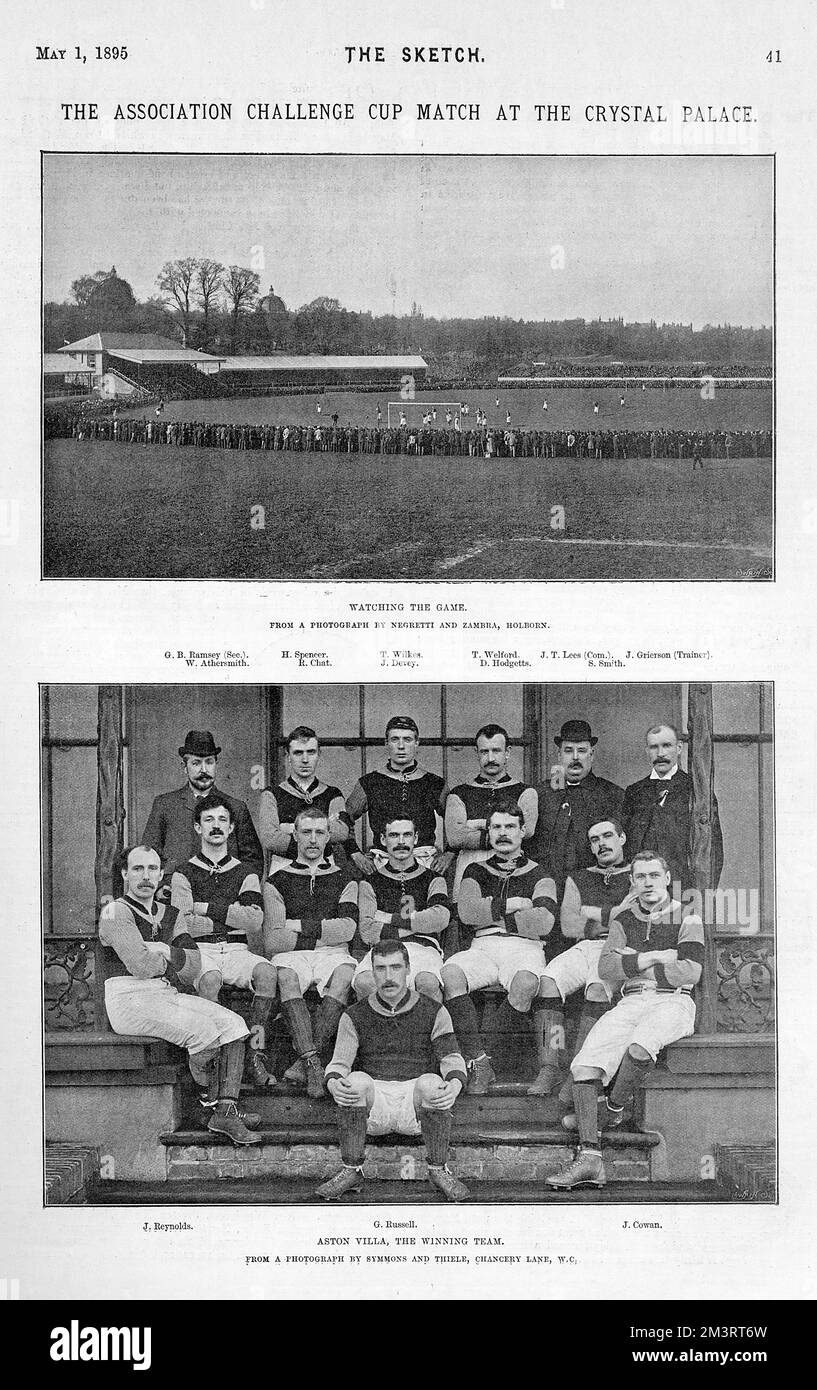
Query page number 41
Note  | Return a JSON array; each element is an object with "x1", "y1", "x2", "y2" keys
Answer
[{"x1": 765, "y1": 50, "x2": 781, "y2": 61}]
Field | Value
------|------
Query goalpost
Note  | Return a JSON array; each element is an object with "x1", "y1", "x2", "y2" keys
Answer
[{"x1": 386, "y1": 400, "x2": 464, "y2": 428}]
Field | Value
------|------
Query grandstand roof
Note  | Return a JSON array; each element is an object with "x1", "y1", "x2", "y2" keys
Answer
[
  {"x1": 43, "y1": 353, "x2": 94, "y2": 375},
  {"x1": 106, "y1": 348, "x2": 226, "y2": 364},
  {"x1": 59, "y1": 333, "x2": 185, "y2": 353},
  {"x1": 220, "y1": 354, "x2": 428, "y2": 372}
]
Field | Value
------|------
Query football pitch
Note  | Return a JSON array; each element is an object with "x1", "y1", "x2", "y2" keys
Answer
[
  {"x1": 43, "y1": 386, "x2": 773, "y2": 580},
  {"x1": 114, "y1": 384, "x2": 772, "y2": 433}
]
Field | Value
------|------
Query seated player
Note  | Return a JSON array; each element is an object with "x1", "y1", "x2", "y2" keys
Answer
[
  {"x1": 263, "y1": 809, "x2": 359, "y2": 1098},
  {"x1": 170, "y1": 792, "x2": 278, "y2": 1086},
  {"x1": 441, "y1": 802, "x2": 557, "y2": 1094},
  {"x1": 529, "y1": 818, "x2": 632, "y2": 1098},
  {"x1": 548, "y1": 851, "x2": 703, "y2": 1190},
  {"x1": 258, "y1": 725, "x2": 348, "y2": 867},
  {"x1": 99, "y1": 844, "x2": 261, "y2": 1145},
  {"x1": 345, "y1": 715, "x2": 451, "y2": 878},
  {"x1": 355, "y1": 816, "x2": 450, "y2": 1002},
  {"x1": 315, "y1": 940, "x2": 469, "y2": 1204}
]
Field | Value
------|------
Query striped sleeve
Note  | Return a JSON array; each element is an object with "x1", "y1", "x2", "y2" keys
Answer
[
  {"x1": 328, "y1": 791, "x2": 349, "y2": 844},
  {"x1": 98, "y1": 901, "x2": 170, "y2": 982},
  {"x1": 559, "y1": 876, "x2": 586, "y2": 940},
  {"x1": 458, "y1": 869, "x2": 498, "y2": 929},
  {"x1": 357, "y1": 878, "x2": 382, "y2": 944},
  {"x1": 345, "y1": 780, "x2": 368, "y2": 826},
  {"x1": 170, "y1": 870, "x2": 194, "y2": 918},
  {"x1": 514, "y1": 872, "x2": 558, "y2": 940},
  {"x1": 406, "y1": 873, "x2": 450, "y2": 937},
  {"x1": 258, "y1": 790, "x2": 289, "y2": 855},
  {"x1": 657, "y1": 911, "x2": 704, "y2": 989},
  {"x1": 431, "y1": 1005, "x2": 467, "y2": 1089},
  {"x1": 318, "y1": 876, "x2": 359, "y2": 946},
  {"x1": 262, "y1": 876, "x2": 299, "y2": 955},
  {"x1": 445, "y1": 792, "x2": 482, "y2": 849},
  {"x1": 324, "y1": 1011, "x2": 361, "y2": 1083},
  {"x1": 518, "y1": 786, "x2": 539, "y2": 840},
  {"x1": 598, "y1": 912, "x2": 638, "y2": 989}
]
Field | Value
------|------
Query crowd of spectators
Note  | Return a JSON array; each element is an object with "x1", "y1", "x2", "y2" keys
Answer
[{"x1": 45, "y1": 404, "x2": 772, "y2": 462}]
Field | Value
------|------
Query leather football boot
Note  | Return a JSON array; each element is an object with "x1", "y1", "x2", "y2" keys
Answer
[
  {"x1": 427, "y1": 1165, "x2": 470, "y2": 1203},
  {"x1": 547, "y1": 1149, "x2": 607, "y2": 1190},
  {"x1": 315, "y1": 1167, "x2": 365, "y2": 1201}
]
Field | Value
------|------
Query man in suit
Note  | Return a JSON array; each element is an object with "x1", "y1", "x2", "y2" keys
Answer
[
  {"x1": 529, "y1": 719, "x2": 624, "y2": 905},
  {"x1": 622, "y1": 723, "x2": 723, "y2": 892},
  {"x1": 142, "y1": 730, "x2": 263, "y2": 881}
]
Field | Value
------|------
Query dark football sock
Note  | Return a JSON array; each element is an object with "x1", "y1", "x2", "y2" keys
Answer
[
  {"x1": 188, "y1": 1047, "x2": 216, "y2": 1092},
  {"x1": 420, "y1": 1108, "x2": 453, "y2": 1167},
  {"x1": 444, "y1": 993, "x2": 483, "y2": 1061},
  {"x1": 609, "y1": 1049, "x2": 654, "y2": 1111},
  {"x1": 557, "y1": 1001, "x2": 609, "y2": 1104},
  {"x1": 249, "y1": 993, "x2": 274, "y2": 1051},
  {"x1": 573, "y1": 1079, "x2": 601, "y2": 1148},
  {"x1": 572, "y1": 999, "x2": 609, "y2": 1060},
  {"x1": 218, "y1": 1039, "x2": 245, "y2": 1101},
  {"x1": 531, "y1": 997, "x2": 566, "y2": 1069},
  {"x1": 313, "y1": 995, "x2": 345, "y2": 1055},
  {"x1": 336, "y1": 1105, "x2": 367, "y2": 1167},
  {"x1": 281, "y1": 996, "x2": 315, "y2": 1057}
]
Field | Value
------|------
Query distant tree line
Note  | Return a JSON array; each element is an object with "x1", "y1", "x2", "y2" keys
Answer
[{"x1": 43, "y1": 263, "x2": 772, "y2": 376}]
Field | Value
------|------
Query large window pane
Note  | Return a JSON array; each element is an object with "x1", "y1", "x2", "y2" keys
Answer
[
  {"x1": 45, "y1": 685, "x2": 98, "y2": 740},
  {"x1": 364, "y1": 685, "x2": 442, "y2": 739},
  {"x1": 445, "y1": 684, "x2": 524, "y2": 739},
  {"x1": 280, "y1": 685, "x2": 361, "y2": 739},
  {"x1": 713, "y1": 683, "x2": 761, "y2": 735}
]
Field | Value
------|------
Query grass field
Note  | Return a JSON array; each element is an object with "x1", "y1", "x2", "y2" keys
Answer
[
  {"x1": 115, "y1": 385, "x2": 772, "y2": 433},
  {"x1": 44, "y1": 438, "x2": 773, "y2": 581}
]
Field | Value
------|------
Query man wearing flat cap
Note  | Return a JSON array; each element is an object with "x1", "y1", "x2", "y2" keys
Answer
[
  {"x1": 529, "y1": 720, "x2": 624, "y2": 909},
  {"x1": 142, "y1": 730, "x2": 263, "y2": 881}
]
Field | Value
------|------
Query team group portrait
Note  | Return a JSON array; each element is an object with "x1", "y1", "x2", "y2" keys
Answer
[
  {"x1": 42, "y1": 154, "x2": 773, "y2": 582},
  {"x1": 42, "y1": 680, "x2": 775, "y2": 1206}
]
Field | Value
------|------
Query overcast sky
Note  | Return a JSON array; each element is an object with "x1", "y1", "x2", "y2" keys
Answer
[{"x1": 43, "y1": 154, "x2": 773, "y2": 326}]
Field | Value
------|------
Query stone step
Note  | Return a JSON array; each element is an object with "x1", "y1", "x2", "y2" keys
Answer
[
  {"x1": 225, "y1": 1088, "x2": 569, "y2": 1128},
  {"x1": 96, "y1": 1177, "x2": 732, "y2": 1205},
  {"x1": 160, "y1": 1127, "x2": 656, "y2": 1184},
  {"x1": 45, "y1": 1143, "x2": 100, "y2": 1205}
]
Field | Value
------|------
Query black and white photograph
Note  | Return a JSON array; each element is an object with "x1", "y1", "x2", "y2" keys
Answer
[
  {"x1": 5, "y1": 0, "x2": 817, "y2": 1323},
  {"x1": 42, "y1": 153, "x2": 774, "y2": 583},
  {"x1": 42, "y1": 681, "x2": 775, "y2": 1207}
]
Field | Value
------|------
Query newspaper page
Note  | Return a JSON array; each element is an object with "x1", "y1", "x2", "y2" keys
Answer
[{"x1": 1, "y1": 0, "x2": 814, "y2": 1335}]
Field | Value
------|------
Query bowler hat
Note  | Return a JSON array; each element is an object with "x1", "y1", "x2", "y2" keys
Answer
[
  {"x1": 178, "y1": 730, "x2": 221, "y2": 759},
  {"x1": 554, "y1": 719, "x2": 598, "y2": 748}
]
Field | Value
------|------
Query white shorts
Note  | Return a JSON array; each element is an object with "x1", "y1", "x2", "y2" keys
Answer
[
  {"x1": 446, "y1": 935, "x2": 546, "y2": 993},
  {"x1": 354, "y1": 941, "x2": 443, "y2": 987},
  {"x1": 104, "y1": 976, "x2": 248, "y2": 1055},
  {"x1": 572, "y1": 989, "x2": 696, "y2": 1085},
  {"x1": 542, "y1": 939, "x2": 611, "y2": 1002},
  {"x1": 366, "y1": 1077, "x2": 422, "y2": 1137},
  {"x1": 194, "y1": 941, "x2": 270, "y2": 992},
  {"x1": 271, "y1": 945, "x2": 356, "y2": 998}
]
